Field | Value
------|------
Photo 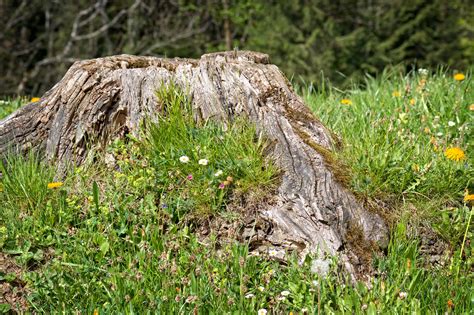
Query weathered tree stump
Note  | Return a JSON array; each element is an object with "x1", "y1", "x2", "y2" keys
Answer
[{"x1": 0, "y1": 51, "x2": 388, "y2": 277}]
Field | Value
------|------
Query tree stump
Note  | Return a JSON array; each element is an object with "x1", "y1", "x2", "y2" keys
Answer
[{"x1": 0, "y1": 51, "x2": 388, "y2": 277}]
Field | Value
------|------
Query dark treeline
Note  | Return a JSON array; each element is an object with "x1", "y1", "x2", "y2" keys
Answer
[{"x1": 1, "y1": 0, "x2": 472, "y2": 96}]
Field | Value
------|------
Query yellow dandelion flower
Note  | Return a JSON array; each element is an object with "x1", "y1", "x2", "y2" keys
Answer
[
  {"x1": 453, "y1": 73, "x2": 465, "y2": 81},
  {"x1": 469, "y1": 104, "x2": 474, "y2": 111},
  {"x1": 444, "y1": 147, "x2": 466, "y2": 162},
  {"x1": 409, "y1": 98, "x2": 415, "y2": 105},
  {"x1": 340, "y1": 98, "x2": 352, "y2": 105},
  {"x1": 447, "y1": 299, "x2": 454, "y2": 309},
  {"x1": 464, "y1": 193, "x2": 474, "y2": 203},
  {"x1": 392, "y1": 90, "x2": 401, "y2": 97},
  {"x1": 424, "y1": 127, "x2": 430, "y2": 134},
  {"x1": 30, "y1": 97, "x2": 40, "y2": 103},
  {"x1": 47, "y1": 182, "x2": 63, "y2": 189}
]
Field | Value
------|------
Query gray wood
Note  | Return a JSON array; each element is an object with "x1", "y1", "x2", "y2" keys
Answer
[{"x1": 0, "y1": 51, "x2": 388, "y2": 277}]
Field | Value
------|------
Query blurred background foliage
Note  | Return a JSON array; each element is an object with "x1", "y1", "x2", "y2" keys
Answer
[{"x1": 0, "y1": 0, "x2": 473, "y2": 96}]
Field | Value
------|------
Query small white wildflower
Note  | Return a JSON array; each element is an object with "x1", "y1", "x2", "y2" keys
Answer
[
  {"x1": 448, "y1": 121, "x2": 456, "y2": 127},
  {"x1": 312, "y1": 280, "x2": 319, "y2": 288},
  {"x1": 198, "y1": 159, "x2": 208, "y2": 166},
  {"x1": 258, "y1": 286, "x2": 265, "y2": 292},
  {"x1": 268, "y1": 249, "x2": 278, "y2": 257},
  {"x1": 179, "y1": 155, "x2": 190, "y2": 163},
  {"x1": 245, "y1": 293, "x2": 255, "y2": 299},
  {"x1": 281, "y1": 290, "x2": 290, "y2": 296},
  {"x1": 418, "y1": 68, "x2": 428, "y2": 76},
  {"x1": 398, "y1": 291, "x2": 408, "y2": 300},
  {"x1": 258, "y1": 309, "x2": 267, "y2": 315},
  {"x1": 310, "y1": 258, "x2": 330, "y2": 278},
  {"x1": 214, "y1": 170, "x2": 223, "y2": 177},
  {"x1": 268, "y1": 248, "x2": 285, "y2": 258},
  {"x1": 361, "y1": 304, "x2": 368, "y2": 310},
  {"x1": 277, "y1": 296, "x2": 286, "y2": 301},
  {"x1": 301, "y1": 308, "x2": 308, "y2": 313},
  {"x1": 436, "y1": 132, "x2": 443, "y2": 137}
]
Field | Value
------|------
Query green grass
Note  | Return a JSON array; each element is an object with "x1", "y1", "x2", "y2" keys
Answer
[
  {"x1": 0, "y1": 72, "x2": 473, "y2": 313},
  {"x1": 0, "y1": 98, "x2": 25, "y2": 119},
  {"x1": 305, "y1": 69, "x2": 472, "y2": 199},
  {"x1": 304, "y1": 69, "x2": 473, "y2": 243}
]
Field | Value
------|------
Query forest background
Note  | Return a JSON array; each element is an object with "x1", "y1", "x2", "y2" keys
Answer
[{"x1": 1, "y1": 0, "x2": 473, "y2": 96}]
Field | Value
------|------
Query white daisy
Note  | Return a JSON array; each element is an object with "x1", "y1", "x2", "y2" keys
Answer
[
  {"x1": 179, "y1": 156, "x2": 190, "y2": 163},
  {"x1": 281, "y1": 290, "x2": 290, "y2": 296}
]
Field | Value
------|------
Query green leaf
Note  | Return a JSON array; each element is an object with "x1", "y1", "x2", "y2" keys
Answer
[
  {"x1": 99, "y1": 240, "x2": 110, "y2": 255},
  {"x1": 0, "y1": 272, "x2": 16, "y2": 282},
  {"x1": 33, "y1": 249, "x2": 44, "y2": 261},
  {"x1": 92, "y1": 181, "x2": 100, "y2": 212},
  {"x1": 0, "y1": 303, "x2": 11, "y2": 313},
  {"x1": 288, "y1": 282, "x2": 299, "y2": 293}
]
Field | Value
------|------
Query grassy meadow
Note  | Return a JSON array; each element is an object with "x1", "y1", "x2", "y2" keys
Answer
[{"x1": 0, "y1": 70, "x2": 473, "y2": 314}]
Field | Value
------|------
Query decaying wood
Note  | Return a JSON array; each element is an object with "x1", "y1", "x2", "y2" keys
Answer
[{"x1": 0, "y1": 51, "x2": 388, "y2": 277}]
